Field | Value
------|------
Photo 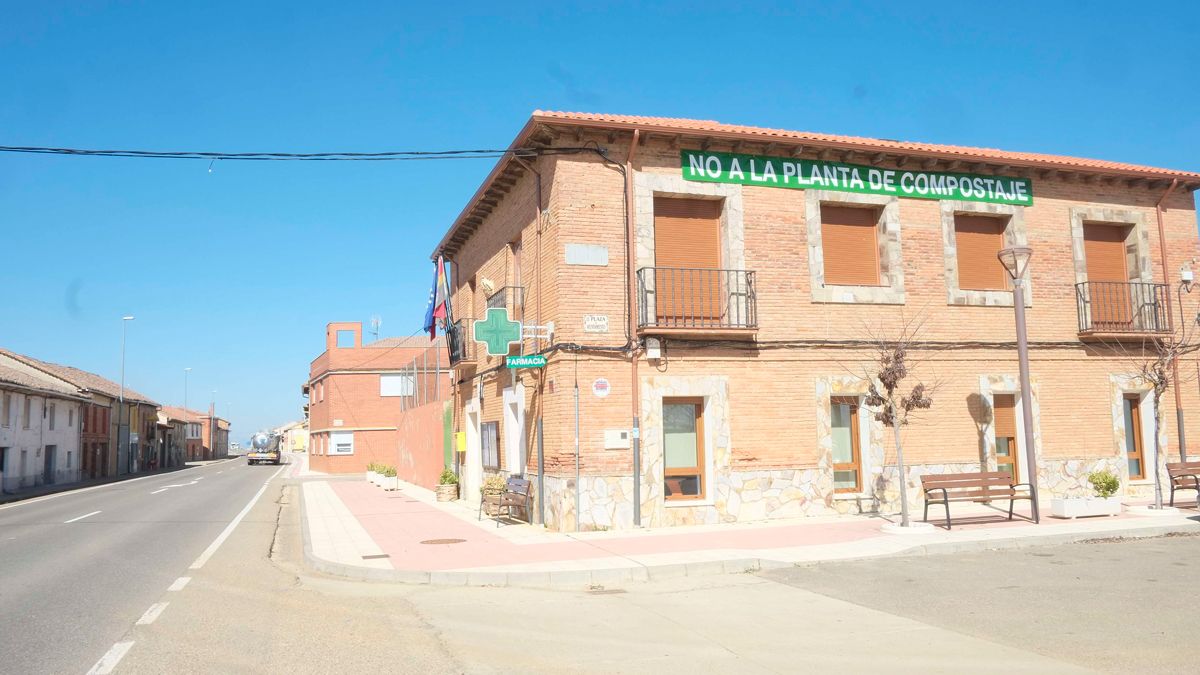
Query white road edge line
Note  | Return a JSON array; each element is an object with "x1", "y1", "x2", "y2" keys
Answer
[
  {"x1": 0, "y1": 456, "x2": 240, "y2": 512},
  {"x1": 189, "y1": 463, "x2": 286, "y2": 570},
  {"x1": 168, "y1": 576, "x2": 191, "y2": 592},
  {"x1": 86, "y1": 641, "x2": 134, "y2": 675},
  {"x1": 135, "y1": 602, "x2": 169, "y2": 625},
  {"x1": 150, "y1": 488, "x2": 168, "y2": 495},
  {"x1": 64, "y1": 510, "x2": 101, "y2": 524}
]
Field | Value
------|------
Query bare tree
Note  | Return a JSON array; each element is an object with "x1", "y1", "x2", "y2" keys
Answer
[
  {"x1": 859, "y1": 314, "x2": 937, "y2": 527},
  {"x1": 1101, "y1": 286, "x2": 1200, "y2": 509}
]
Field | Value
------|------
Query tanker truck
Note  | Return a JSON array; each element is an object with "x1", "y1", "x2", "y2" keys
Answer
[{"x1": 246, "y1": 432, "x2": 281, "y2": 465}]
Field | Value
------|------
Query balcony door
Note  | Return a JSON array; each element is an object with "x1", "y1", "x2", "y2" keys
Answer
[
  {"x1": 653, "y1": 197, "x2": 722, "y2": 326},
  {"x1": 1083, "y1": 223, "x2": 1133, "y2": 329}
]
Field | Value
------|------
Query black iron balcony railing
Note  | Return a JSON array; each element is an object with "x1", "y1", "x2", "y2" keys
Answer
[
  {"x1": 486, "y1": 285, "x2": 525, "y2": 312},
  {"x1": 447, "y1": 318, "x2": 472, "y2": 365},
  {"x1": 1075, "y1": 281, "x2": 1170, "y2": 335},
  {"x1": 637, "y1": 267, "x2": 757, "y2": 330}
]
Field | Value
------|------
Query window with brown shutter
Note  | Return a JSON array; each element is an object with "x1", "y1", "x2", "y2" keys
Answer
[
  {"x1": 653, "y1": 197, "x2": 722, "y2": 322},
  {"x1": 820, "y1": 205, "x2": 881, "y2": 286},
  {"x1": 1084, "y1": 222, "x2": 1133, "y2": 328},
  {"x1": 954, "y1": 214, "x2": 1008, "y2": 290}
]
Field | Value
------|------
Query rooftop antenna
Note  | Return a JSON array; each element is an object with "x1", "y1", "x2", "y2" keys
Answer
[{"x1": 369, "y1": 315, "x2": 382, "y2": 343}]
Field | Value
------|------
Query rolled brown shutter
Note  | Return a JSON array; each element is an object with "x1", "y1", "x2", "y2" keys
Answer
[
  {"x1": 654, "y1": 198, "x2": 722, "y2": 323},
  {"x1": 955, "y1": 214, "x2": 1008, "y2": 290},
  {"x1": 820, "y1": 205, "x2": 880, "y2": 286},
  {"x1": 1084, "y1": 223, "x2": 1133, "y2": 328},
  {"x1": 653, "y1": 198, "x2": 721, "y2": 269},
  {"x1": 1083, "y1": 223, "x2": 1130, "y2": 282},
  {"x1": 993, "y1": 394, "x2": 1016, "y2": 437}
]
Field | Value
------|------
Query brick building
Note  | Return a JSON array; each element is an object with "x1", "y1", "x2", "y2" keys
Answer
[
  {"x1": 306, "y1": 322, "x2": 449, "y2": 480},
  {"x1": 434, "y1": 111, "x2": 1200, "y2": 531}
]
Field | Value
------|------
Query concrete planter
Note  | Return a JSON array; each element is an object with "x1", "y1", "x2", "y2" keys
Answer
[
  {"x1": 1050, "y1": 496, "x2": 1122, "y2": 519},
  {"x1": 436, "y1": 483, "x2": 458, "y2": 502},
  {"x1": 382, "y1": 476, "x2": 398, "y2": 491},
  {"x1": 366, "y1": 470, "x2": 377, "y2": 485}
]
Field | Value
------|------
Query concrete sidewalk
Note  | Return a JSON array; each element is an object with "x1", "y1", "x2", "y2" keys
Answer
[{"x1": 298, "y1": 474, "x2": 1200, "y2": 588}]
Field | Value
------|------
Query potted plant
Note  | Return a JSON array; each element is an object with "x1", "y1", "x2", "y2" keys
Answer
[
  {"x1": 366, "y1": 462, "x2": 378, "y2": 485},
  {"x1": 1050, "y1": 469, "x2": 1123, "y2": 518},
  {"x1": 436, "y1": 468, "x2": 459, "y2": 502},
  {"x1": 381, "y1": 465, "x2": 398, "y2": 491},
  {"x1": 480, "y1": 473, "x2": 507, "y2": 515}
]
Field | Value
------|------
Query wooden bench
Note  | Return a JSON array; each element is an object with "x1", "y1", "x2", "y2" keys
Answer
[
  {"x1": 1167, "y1": 461, "x2": 1200, "y2": 507},
  {"x1": 478, "y1": 476, "x2": 532, "y2": 526},
  {"x1": 921, "y1": 471, "x2": 1031, "y2": 529}
]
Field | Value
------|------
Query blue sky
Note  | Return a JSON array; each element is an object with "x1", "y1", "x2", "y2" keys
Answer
[{"x1": 2, "y1": 1, "x2": 1197, "y2": 440}]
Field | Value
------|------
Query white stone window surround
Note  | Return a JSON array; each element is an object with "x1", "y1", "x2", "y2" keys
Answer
[
  {"x1": 816, "y1": 376, "x2": 886, "y2": 503},
  {"x1": 805, "y1": 190, "x2": 906, "y2": 305},
  {"x1": 1069, "y1": 207, "x2": 1152, "y2": 285},
  {"x1": 633, "y1": 172, "x2": 748, "y2": 323},
  {"x1": 977, "y1": 375, "x2": 1043, "y2": 484},
  {"x1": 1108, "y1": 375, "x2": 1161, "y2": 487},
  {"x1": 940, "y1": 201, "x2": 1030, "y2": 307},
  {"x1": 639, "y1": 375, "x2": 730, "y2": 514}
]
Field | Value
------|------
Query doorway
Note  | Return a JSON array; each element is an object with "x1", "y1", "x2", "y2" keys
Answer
[
  {"x1": 463, "y1": 400, "x2": 482, "y2": 504},
  {"x1": 43, "y1": 445, "x2": 56, "y2": 485},
  {"x1": 502, "y1": 385, "x2": 526, "y2": 476},
  {"x1": 993, "y1": 395, "x2": 1020, "y2": 481}
]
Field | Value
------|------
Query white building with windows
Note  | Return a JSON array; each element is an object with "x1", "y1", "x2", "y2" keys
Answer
[{"x1": 0, "y1": 356, "x2": 86, "y2": 493}]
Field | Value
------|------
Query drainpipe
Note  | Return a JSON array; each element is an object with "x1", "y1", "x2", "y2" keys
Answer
[
  {"x1": 513, "y1": 154, "x2": 546, "y2": 523},
  {"x1": 626, "y1": 129, "x2": 642, "y2": 527},
  {"x1": 1156, "y1": 179, "x2": 1187, "y2": 461}
]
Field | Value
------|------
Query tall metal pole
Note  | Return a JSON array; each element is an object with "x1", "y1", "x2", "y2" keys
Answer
[
  {"x1": 1012, "y1": 278, "x2": 1041, "y2": 523},
  {"x1": 120, "y1": 316, "x2": 133, "y2": 474},
  {"x1": 1175, "y1": 282, "x2": 1192, "y2": 461},
  {"x1": 184, "y1": 367, "x2": 191, "y2": 412}
]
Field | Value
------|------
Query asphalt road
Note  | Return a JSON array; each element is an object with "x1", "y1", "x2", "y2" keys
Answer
[
  {"x1": 0, "y1": 456, "x2": 285, "y2": 674},
  {"x1": 764, "y1": 532, "x2": 1200, "y2": 674}
]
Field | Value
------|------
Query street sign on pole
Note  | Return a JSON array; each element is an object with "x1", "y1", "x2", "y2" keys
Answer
[{"x1": 506, "y1": 355, "x2": 546, "y2": 369}]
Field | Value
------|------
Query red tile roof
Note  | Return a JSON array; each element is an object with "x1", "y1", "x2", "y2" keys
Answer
[
  {"x1": 0, "y1": 347, "x2": 157, "y2": 405},
  {"x1": 435, "y1": 111, "x2": 1198, "y2": 258},
  {"x1": 532, "y1": 111, "x2": 1200, "y2": 180}
]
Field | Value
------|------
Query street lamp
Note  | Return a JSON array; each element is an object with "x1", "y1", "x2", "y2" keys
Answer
[
  {"x1": 120, "y1": 316, "x2": 134, "y2": 474},
  {"x1": 184, "y1": 367, "x2": 192, "y2": 412},
  {"x1": 1174, "y1": 268, "x2": 1195, "y2": 462},
  {"x1": 997, "y1": 246, "x2": 1040, "y2": 524}
]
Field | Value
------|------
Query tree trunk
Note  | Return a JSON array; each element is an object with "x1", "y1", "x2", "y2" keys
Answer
[
  {"x1": 892, "y1": 409, "x2": 910, "y2": 527},
  {"x1": 1153, "y1": 392, "x2": 1164, "y2": 510}
]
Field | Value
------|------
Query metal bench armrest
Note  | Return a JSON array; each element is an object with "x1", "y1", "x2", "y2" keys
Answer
[
  {"x1": 1174, "y1": 473, "x2": 1200, "y2": 487},
  {"x1": 924, "y1": 486, "x2": 949, "y2": 502},
  {"x1": 1011, "y1": 482, "x2": 1032, "y2": 491}
]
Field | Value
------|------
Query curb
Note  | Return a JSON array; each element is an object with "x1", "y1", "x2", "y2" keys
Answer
[{"x1": 297, "y1": 491, "x2": 1200, "y2": 589}]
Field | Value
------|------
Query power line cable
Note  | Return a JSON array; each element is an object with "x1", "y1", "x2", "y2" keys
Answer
[{"x1": 0, "y1": 145, "x2": 599, "y2": 161}]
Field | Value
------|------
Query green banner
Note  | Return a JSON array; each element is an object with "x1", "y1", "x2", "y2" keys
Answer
[
  {"x1": 682, "y1": 149, "x2": 1032, "y2": 206},
  {"x1": 506, "y1": 355, "x2": 546, "y2": 369}
]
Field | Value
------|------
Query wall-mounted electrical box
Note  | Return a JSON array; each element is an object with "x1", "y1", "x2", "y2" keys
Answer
[{"x1": 604, "y1": 429, "x2": 632, "y2": 449}]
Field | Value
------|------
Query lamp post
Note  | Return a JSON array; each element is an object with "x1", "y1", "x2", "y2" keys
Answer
[
  {"x1": 184, "y1": 367, "x2": 192, "y2": 412},
  {"x1": 120, "y1": 316, "x2": 134, "y2": 474},
  {"x1": 997, "y1": 247, "x2": 1040, "y2": 524}
]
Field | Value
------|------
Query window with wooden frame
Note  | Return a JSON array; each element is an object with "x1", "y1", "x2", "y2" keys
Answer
[
  {"x1": 663, "y1": 397, "x2": 705, "y2": 501},
  {"x1": 830, "y1": 397, "x2": 862, "y2": 493},
  {"x1": 954, "y1": 214, "x2": 1008, "y2": 290},
  {"x1": 1124, "y1": 394, "x2": 1145, "y2": 480},
  {"x1": 993, "y1": 394, "x2": 1020, "y2": 481},
  {"x1": 481, "y1": 421, "x2": 500, "y2": 470},
  {"x1": 1084, "y1": 222, "x2": 1135, "y2": 328},
  {"x1": 820, "y1": 205, "x2": 881, "y2": 287}
]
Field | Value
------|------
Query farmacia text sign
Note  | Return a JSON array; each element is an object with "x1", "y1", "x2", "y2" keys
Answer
[{"x1": 682, "y1": 149, "x2": 1032, "y2": 206}]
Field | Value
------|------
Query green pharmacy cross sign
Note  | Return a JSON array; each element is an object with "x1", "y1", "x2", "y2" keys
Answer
[{"x1": 472, "y1": 307, "x2": 522, "y2": 356}]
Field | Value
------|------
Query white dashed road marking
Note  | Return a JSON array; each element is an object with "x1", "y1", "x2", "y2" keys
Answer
[
  {"x1": 86, "y1": 641, "x2": 134, "y2": 675},
  {"x1": 135, "y1": 602, "x2": 169, "y2": 625},
  {"x1": 64, "y1": 510, "x2": 101, "y2": 524},
  {"x1": 167, "y1": 576, "x2": 191, "y2": 592}
]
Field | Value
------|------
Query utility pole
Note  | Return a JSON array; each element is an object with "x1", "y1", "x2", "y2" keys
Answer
[{"x1": 119, "y1": 316, "x2": 134, "y2": 474}]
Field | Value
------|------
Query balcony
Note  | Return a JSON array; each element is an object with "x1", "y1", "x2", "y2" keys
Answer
[
  {"x1": 447, "y1": 318, "x2": 473, "y2": 365},
  {"x1": 486, "y1": 285, "x2": 525, "y2": 315},
  {"x1": 637, "y1": 267, "x2": 757, "y2": 336},
  {"x1": 1075, "y1": 281, "x2": 1170, "y2": 340}
]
